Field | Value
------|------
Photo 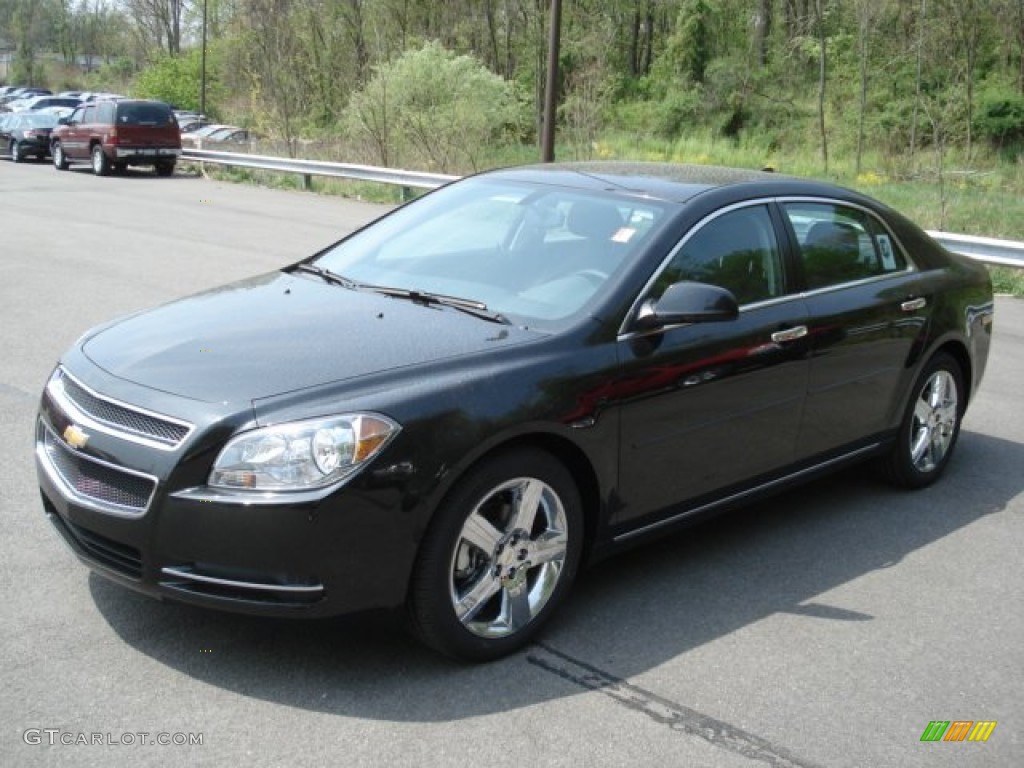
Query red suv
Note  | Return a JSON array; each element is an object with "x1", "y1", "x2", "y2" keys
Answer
[{"x1": 51, "y1": 99, "x2": 181, "y2": 176}]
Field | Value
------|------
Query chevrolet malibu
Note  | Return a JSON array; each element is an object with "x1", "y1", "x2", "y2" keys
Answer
[{"x1": 35, "y1": 163, "x2": 993, "y2": 661}]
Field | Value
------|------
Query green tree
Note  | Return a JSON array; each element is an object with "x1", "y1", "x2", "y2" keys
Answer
[
  {"x1": 135, "y1": 47, "x2": 219, "y2": 111},
  {"x1": 346, "y1": 41, "x2": 523, "y2": 172}
]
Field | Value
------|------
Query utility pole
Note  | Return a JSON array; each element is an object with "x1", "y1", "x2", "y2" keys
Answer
[
  {"x1": 541, "y1": 0, "x2": 562, "y2": 162},
  {"x1": 200, "y1": 0, "x2": 208, "y2": 116}
]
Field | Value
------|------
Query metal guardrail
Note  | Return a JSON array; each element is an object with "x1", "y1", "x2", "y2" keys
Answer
[
  {"x1": 181, "y1": 149, "x2": 1024, "y2": 268},
  {"x1": 927, "y1": 231, "x2": 1024, "y2": 269},
  {"x1": 180, "y1": 148, "x2": 457, "y2": 190}
]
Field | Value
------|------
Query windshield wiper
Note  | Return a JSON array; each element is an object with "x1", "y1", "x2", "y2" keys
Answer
[
  {"x1": 366, "y1": 286, "x2": 511, "y2": 325},
  {"x1": 291, "y1": 263, "x2": 359, "y2": 289}
]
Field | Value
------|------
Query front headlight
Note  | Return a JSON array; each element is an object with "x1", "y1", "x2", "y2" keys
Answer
[{"x1": 209, "y1": 414, "x2": 400, "y2": 492}]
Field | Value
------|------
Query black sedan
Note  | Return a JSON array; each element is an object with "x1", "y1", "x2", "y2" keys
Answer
[
  {"x1": 35, "y1": 163, "x2": 993, "y2": 661},
  {"x1": 2, "y1": 112, "x2": 59, "y2": 162}
]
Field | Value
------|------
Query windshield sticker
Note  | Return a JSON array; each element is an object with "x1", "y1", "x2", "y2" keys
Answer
[{"x1": 612, "y1": 227, "x2": 637, "y2": 243}]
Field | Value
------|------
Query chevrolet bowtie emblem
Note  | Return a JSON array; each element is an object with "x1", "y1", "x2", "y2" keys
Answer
[{"x1": 63, "y1": 424, "x2": 90, "y2": 449}]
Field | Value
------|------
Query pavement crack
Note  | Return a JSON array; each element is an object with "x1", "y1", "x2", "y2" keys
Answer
[{"x1": 527, "y1": 642, "x2": 824, "y2": 768}]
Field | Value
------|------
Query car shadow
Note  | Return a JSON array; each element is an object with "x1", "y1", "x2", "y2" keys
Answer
[
  {"x1": 90, "y1": 428, "x2": 1022, "y2": 722},
  {"x1": 64, "y1": 166, "x2": 188, "y2": 179}
]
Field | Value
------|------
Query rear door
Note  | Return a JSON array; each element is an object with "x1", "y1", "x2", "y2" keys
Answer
[
  {"x1": 60, "y1": 104, "x2": 93, "y2": 160},
  {"x1": 780, "y1": 200, "x2": 931, "y2": 457}
]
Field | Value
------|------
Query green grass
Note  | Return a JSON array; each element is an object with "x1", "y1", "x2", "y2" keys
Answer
[
  {"x1": 990, "y1": 267, "x2": 1024, "y2": 295},
  {"x1": 185, "y1": 128, "x2": 1024, "y2": 296}
]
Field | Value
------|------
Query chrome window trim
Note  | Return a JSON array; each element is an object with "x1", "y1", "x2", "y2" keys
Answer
[
  {"x1": 36, "y1": 420, "x2": 159, "y2": 518},
  {"x1": 617, "y1": 195, "x2": 921, "y2": 340},
  {"x1": 617, "y1": 197, "x2": 787, "y2": 339},
  {"x1": 49, "y1": 366, "x2": 194, "y2": 451},
  {"x1": 775, "y1": 195, "x2": 919, "y2": 272}
]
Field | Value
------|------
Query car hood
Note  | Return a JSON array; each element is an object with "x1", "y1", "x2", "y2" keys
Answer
[{"x1": 82, "y1": 271, "x2": 541, "y2": 403}]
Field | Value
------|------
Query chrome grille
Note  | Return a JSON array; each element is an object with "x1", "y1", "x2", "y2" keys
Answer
[
  {"x1": 39, "y1": 422, "x2": 156, "y2": 515},
  {"x1": 53, "y1": 368, "x2": 191, "y2": 448}
]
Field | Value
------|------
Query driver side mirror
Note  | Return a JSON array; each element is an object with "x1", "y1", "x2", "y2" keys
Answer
[{"x1": 632, "y1": 281, "x2": 739, "y2": 332}]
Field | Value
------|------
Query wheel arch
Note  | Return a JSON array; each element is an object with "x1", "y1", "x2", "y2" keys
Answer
[
  {"x1": 899, "y1": 333, "x2": 974, "y2": 425},
  {"x1": 933, "y1": 339, "x2": 972, "y2": 406},
  {"x1": 421, "y1": 430, "x2": 604, "y2": 563}
]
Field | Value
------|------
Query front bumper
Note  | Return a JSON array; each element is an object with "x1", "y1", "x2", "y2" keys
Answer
[{"x1": 35, "y1": 366, "x2": 417, "y2": 618}]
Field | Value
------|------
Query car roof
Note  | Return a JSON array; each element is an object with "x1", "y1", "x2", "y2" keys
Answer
[{"x1": 483, "y1": 161, "x2": 863, "y2": 206}]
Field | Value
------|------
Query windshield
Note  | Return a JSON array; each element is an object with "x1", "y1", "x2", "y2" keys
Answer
[{"x1": 313, "y1": 177, "x2": 669, "y2": 326}]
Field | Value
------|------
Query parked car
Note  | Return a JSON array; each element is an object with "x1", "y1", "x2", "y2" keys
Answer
[
  {"x1": 0, "y1": 87, "x2": 51, "y2": 108},
  {"x1": 202, "y1": 126, "x2": 258, "y2": 145},
  {"x1": 34, "y1": 162, "x2": 993, "y2": 661},
  {"x1": 50, "y1": 99, "x2": 181, "y2": 176},
  {"x1": 36, "y1": 106, "x2": 76, "y2": 120},
  {"x1": 173, "y1": 110, "x2": 206, "y2": 125},
  {"x1": 2, "y1": 112, "x2": 60, "y2": 162},
  {"x1": 180, "y1": 123, "x2": 236, "y2": 147},
  {"x1": 11, "y1": 95, "x2": 81, "y2": 113},
  {"x1": 177, "y1": 118, "x2": 212, "y2": 134},
  {"x1": 0, "y1": 112, "x2": 16, "y2": 141}
]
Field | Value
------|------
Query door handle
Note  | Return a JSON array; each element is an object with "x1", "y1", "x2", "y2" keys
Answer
[
  {"x1": 901, "y1": 297, "x2": 927, "y2": 312},
  {"x1": 771, "y1": 325, "x2": 808, "y2": 343}
]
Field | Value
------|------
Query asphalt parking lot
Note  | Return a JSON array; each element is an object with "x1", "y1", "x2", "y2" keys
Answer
[{"x1": 1, "y1": 162, "x2": 1021, "y2": 767}]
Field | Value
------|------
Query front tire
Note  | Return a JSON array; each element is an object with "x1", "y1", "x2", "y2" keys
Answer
[
  {"x1": 408, "y1": 448, "x2": 583, "y2": 661},
  {"x1": 53, "y1": 142, "x2": 69, "y2": 170},
  {"x1": 882, "y1": 352, "x2": 965, "y2": 489},
  {"x1": 10, "y1": 140, "x2": 21, "y2": 163},
  {"x1": 91, "y1": 144, "x2": 110, "y2": 176}
]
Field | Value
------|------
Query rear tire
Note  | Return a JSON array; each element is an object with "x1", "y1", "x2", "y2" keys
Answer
[
  {"x1": 407, "y1": 448, "x2": 583, "y2": 662},
  {"x1": 52, "y1": 142, "x2": 69, "y2": 170},
  {"x1": 91, "y1": 144, "x2": 110, "y2": 176},
  {"x1": 882, "y1": 352, "x2": 965, "y2": 489},
  {"x1": 155, "y1": 161, "x2": 175, "y2": 177}
]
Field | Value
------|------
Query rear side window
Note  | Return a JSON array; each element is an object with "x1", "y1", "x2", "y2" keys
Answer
[
  {"x1": 784, "y1": 203, "x2": 908, "y2": 290},
  {"x1": 97, "y1": 102, "x2": 115, "y2": 123},
  {"x1": 116, "y1": 103, "x2": 174, "y2": 126}
]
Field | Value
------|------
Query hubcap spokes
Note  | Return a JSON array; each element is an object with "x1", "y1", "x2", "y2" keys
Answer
[
  {"x1": 449, "y1": 477, "x2": 568, "y2": 638},
  {"x1": 910, "y1": 370, "x2": 958, "y2": 472}
]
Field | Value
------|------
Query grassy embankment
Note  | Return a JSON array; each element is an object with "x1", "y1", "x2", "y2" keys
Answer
[{"x1": 195, "y1": 129, "x2": 1024, "y2": 295}]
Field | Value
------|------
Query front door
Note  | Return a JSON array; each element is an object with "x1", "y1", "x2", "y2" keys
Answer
[{"x1": 614, "y1": 203, "x2": 810, "y2": 532}]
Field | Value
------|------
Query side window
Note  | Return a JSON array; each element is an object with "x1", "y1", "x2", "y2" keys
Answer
[
  {"x1": 654, "y1": 205, "x2": 784, "y2": 305},
  {"x1": 82, "y1": 105, "x2": 97, "y2": 124},
  {"x1": 69, "y1": 107, "x2": 85, "y2": 124},
  {"x1": 784, "y1": 203, "x2": 907, "y2": 290},
  {"x1": 97, "y1": 102, "x2": 115, "y2": 123}
]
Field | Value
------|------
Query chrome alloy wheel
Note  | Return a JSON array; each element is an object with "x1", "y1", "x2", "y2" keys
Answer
[
  {"x1": 909, "y1": 369, "x2": 959, "y2": 473},
  {"x1": 448, "y1": 476, "x2": 569, "y2": 639}
]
